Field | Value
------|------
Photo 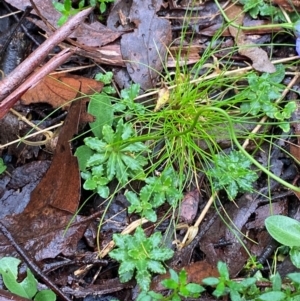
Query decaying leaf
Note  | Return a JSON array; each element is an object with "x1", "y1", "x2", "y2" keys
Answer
[
  {"x1": 226, "y1": 4, "x2": 275, "y2": 73},
  {"x1": 28, "y1": 99, "x2": 81, "y2": 214},
  {"x1": 179, "y1": 190, "x2": 200, "y2": 224},
  {"x1": 21, "y1": 73, "x2": 103, "y2": 109},
  {"x1": 0, "y1": 101, "x2": 88, "y2": 261},
  {"x1": 120, "y1": 0, "x2": 172, "y2": 90}
]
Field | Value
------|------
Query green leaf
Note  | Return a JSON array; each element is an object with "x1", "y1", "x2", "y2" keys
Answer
[
  {"x1": 102, "y1": 124, "x2": 115, "y2": 144},
  {"x1": 0, "y1": 158, "x2": 7, "y2": 174},
  {"x1": 179, "y1": 269, "x2": 187, "y2": 284},
  {"x1": 271, "y1": 272, "x2": 282, "y2": 291},
  {"x1": 217, "y1": 261, "x2": 229, "y2": 279},
  {"x1": 207, "y1": 150, "x2": 257, "y2": 200},
  {"x1": 147, "y1": 260, "x2": 165, "y2": 274},
  {"x1": 148, "y1": 232, "x2": 162, "y2": 248},
  {"x1": 171, "y1": 295, "x2": 181, "y2": 301},
  {"x1": 185, "y1": 283, "x2": 205, "y2": 294},
  {"x1": 75, "y1": 145, "x2": 94, "y2": 171},
  {"x1": 100, "y1": 2, "x2": 107, "y2": 13},
  {"x1": 88, "y1": 93, "x2": 114, "y2": 138},
  {"x1": 143, "y1": 209, "x2": 157, "y2": 222},
  {"x1": 149, "y1": 248, "x2": 174, "y2": 261},
  {"x1": 213, "y1": 281, "x2": 226, "y2": 297},
  {"x1": 269, "y1": 64, "x2": 285, "y2": 84},
  {"x1": 259, "y1": 291, "x2": 286, "y2": 301},
  {"x1": 53, "y1": 2, "x2": 65, "y2": 12},
  {"x1": 290, "y1": 246, "x2": 300, "y2": 268},
  {"x1": 179, "y1": 285, "x2": 190, "y2": 297},
  {"x1": 109, "y1": 227, "x2": 174, "y2": 292},
  {"x1": 84, "y1": 177, "x2": 99, "y2": 190},
  {"x1": 147, "y1": 291, "x2": 164, "y2": 299},
  {"x1": 64, "y1": 0, "x2": 71, "y2": 11},
  {"x1": 162, "y1": 278, "x2": 178, "y2": 289},
  {"x1": 84, "y1": 137, "x2": 107, "y2": 152},
  {"x1": 287, "y1": 272, "x2": 300, "y2": 284},
  {"x1": 121, "y1": 84, "x2": 140, "y2": 101},
  {"x1": 95, "y1": 72, "x2": 113, "y2": 85},
  {"x1": 119, "y1": 260, "x2": 136, "y2": 275},
  {"x1": 96, "y1": 185, "x2": 109, "y2": 198},
  {"x1": 265, "y1": 215, "x2": 300, "y2": 247},
  {"x1": 87, "y1": 153, "x2": 107, "y2": 167},
  {"x1": 278, "y1": 122, "x2": 290, "y2": 132},
  {"x1": 230, "y1": 289, "x2": 242, "y2": 301},
  {"x1": 34, "y1": 290, "x2": 56, "y2": 301},
  {"x1": 202, "y1": 277, "x2": 220, "y2": 286},
  {"x1": 119, "y1": 269, "x2": 135, "y2": 283},
  {"x1": 20, "y1": 269, "x2": 37, "y2": 299},
  {"x1": 136, "y1": 269, "x2": 151, "y2": 291},
  {"x1": 107, "y1": 153, "x2": 117, "y2": 180},
  {"x1": 0, "y1": 257, "x2": 37, "y2": 299},
  {"x1": 169, "y1": 268, "x2": 179, "y2": 283}
]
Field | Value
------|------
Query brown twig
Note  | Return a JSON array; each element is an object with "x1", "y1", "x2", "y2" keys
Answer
[
  {"x1": 0, "y1": 6, "x2": 93, "y2": 104},
  {"x1": 0, "y1": 221, "x2": 72, "y2": 301},
  {"x1": 0, "y1": 48, "x2": 73, "y2": 118}
]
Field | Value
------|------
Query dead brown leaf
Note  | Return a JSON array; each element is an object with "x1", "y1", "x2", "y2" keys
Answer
[
  {"x1": 226, "y1": 4, "x2": 275, "y2": 73},
  {"x1": 179, "y1": 190, "x2": 200, "y2": 224},
  {"x1": 28, "y1": 99, "x2": 81, "y2": 214},
  {"x1": 119, "y1": 0, "x2": 172, "y2": 90},
  {"x1": 21, "y1": 73, "x2": 103, "y2": 109},
  {"x1": 0, "y1": 101, "x2": 87, "y2": 261}
]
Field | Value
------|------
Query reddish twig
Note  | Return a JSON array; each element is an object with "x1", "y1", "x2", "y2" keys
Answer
[
  {"x1": 0, "y1": 48, "x2": 73, "y2": 118},
  {"x1": 0, "y1": 6, "x2": 93, "y2": 106}
]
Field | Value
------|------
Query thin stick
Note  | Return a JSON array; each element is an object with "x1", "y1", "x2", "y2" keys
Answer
[
  {"x1": 0, "y1": 6, "x2": 93, "y2": 102},
  {"x1": 0, "y1": 221, "x2": 72, "y2": 301}
]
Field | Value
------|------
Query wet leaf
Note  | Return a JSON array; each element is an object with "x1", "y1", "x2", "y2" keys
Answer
[
  {"x1": 120, "y1": 0, "x2": 172, "y2": 90},
  {"x1": 21, "y1": 73, "x2": 103, "y2": 109},
  {"x1": 226, "y1": 4, "x2": 275, "y2": 73}
]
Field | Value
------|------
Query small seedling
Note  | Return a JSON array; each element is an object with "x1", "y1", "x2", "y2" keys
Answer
[
  {"x1": 76, "y1": 119, "x2": 149, "y2": 197},
  {"x1": 109, "y1": 226, "x2": 174, "y2": 292},
  {"x1": 238, "y1": 0, "x2": 283, "y2": 20},
  {"x1": 202, "y1": 261, "x2": 257, "y2": 300},
  {"x1": 53, "y1": 0, "x2": 115, "y2": 25},
  {"x1": 89, "y1": 0, "x2": 115, "y2": 13},
  {"x1": 53, "y1": 0, "x2": 85, "y2": 26},
  {"x1": 240, "y1": 65, "x2": 296, "y2": 132},
  {"x1": 138, "y1": 268, "x2": 205, "y2": 301},
  {"x1": 126, "y1": 167, "x2": 183, "y2": 222},
  {"x1": 207, "y1": 150, "x2": 258, "y2": 200},
  {"x1": 0, "y1": 257, "x2": 56, "y2": 301}
]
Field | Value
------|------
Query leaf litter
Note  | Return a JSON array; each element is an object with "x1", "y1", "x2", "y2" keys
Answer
[{"x1": 1, "y1": 0, "x2": 300, "y2": 300}]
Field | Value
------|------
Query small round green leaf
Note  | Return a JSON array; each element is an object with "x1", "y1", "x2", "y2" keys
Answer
[
  {"x1": 259, "y1": 291, "x2": 286, "y2": 301},
  {"x1": 265, "y1": 215, "x2": 300, "y2": 247}
]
